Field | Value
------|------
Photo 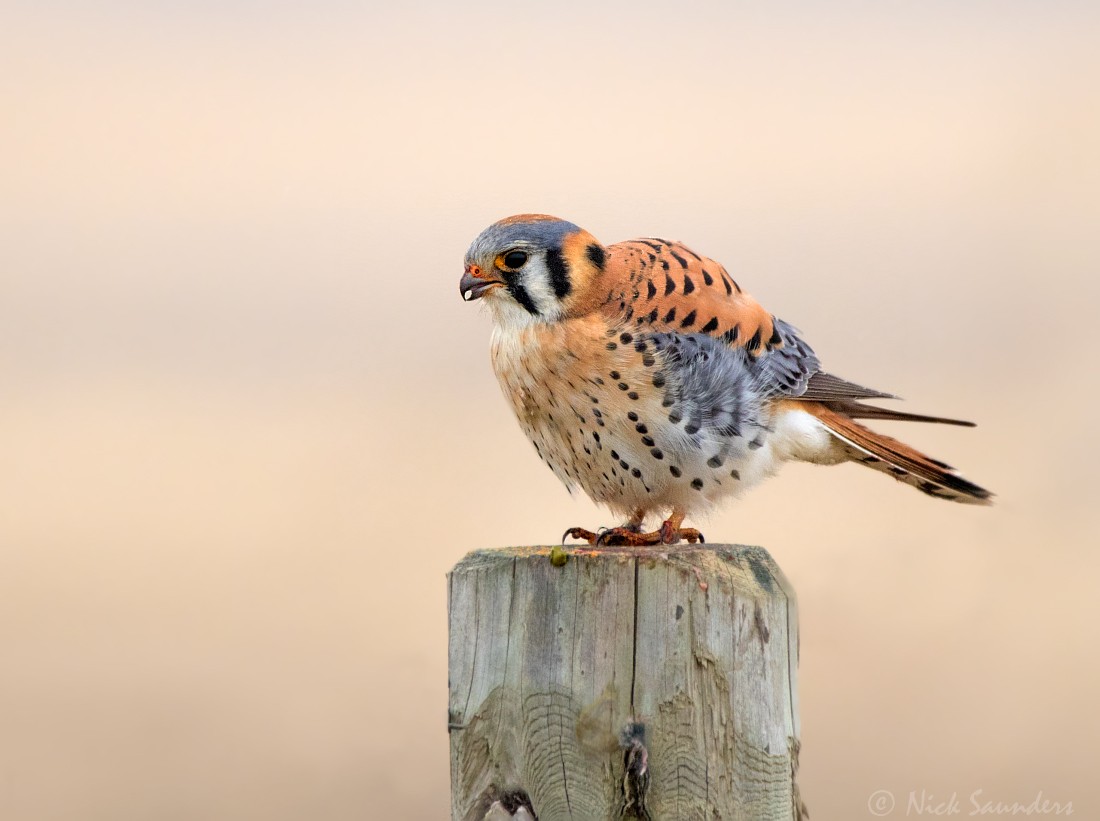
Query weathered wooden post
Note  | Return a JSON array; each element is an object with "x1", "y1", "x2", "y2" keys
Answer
[{"x1": 448, "y1": 545, "x2": 806, "y2": 821}]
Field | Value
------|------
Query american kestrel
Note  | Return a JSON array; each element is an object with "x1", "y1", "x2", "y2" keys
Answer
[{"x1": 461, "y1": 214, "x2": 991, "y2": 546}]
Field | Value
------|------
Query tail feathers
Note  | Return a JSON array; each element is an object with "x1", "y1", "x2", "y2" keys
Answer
[{"x1": 805, "y1": 403, "x2": 993, "y2": 505}]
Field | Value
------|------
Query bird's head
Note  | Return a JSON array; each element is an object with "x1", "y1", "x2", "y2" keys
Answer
[{"x1": 460, "y1": 214, "x2": 607, "y2": 325}]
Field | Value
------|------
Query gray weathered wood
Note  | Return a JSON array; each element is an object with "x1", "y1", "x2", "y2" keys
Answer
[{"x1": 448, "y1": 545, "x2": 804, "y2": 821}]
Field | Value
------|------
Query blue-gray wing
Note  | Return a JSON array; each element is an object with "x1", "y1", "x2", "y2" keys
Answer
[{"x1": 644, "y1": 321, "x2": 899, "y2": 441}]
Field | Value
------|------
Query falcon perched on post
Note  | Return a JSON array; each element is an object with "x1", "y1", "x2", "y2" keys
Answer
[{"x1": 460, "y1": 214, "x2": 991, "y2": 546}]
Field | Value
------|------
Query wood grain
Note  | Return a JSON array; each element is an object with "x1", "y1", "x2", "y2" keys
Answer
[{"x1": 448, "y1": 545, "x2": 803, "y2": 821}]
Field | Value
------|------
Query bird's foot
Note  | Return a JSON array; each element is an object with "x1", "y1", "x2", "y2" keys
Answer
[
  {"x1": 562, "y1": 526, "x2": 654, "y2": 546},
  {"x1": 562, "y1": 522, "x2": 705, "y2": 547},
  {"x1": 658, "y1": 520, "x2": 705, "y2": 545}
]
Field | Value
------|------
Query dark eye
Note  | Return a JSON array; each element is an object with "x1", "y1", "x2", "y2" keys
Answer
[{"x1": 502, "y1": 250, "x2": 528, "y2": 269}]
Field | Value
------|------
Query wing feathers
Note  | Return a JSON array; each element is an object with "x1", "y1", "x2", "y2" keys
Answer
[
  {"x1": 822, "y1": 401, "x2": 976, "y2": 428},
  {"x1": 799, "y1": 371, "x2": 898, "y2": 401}
]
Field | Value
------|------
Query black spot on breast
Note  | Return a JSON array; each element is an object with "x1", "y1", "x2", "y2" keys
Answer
[
  {"x1": 618, "y1": 382, "x2": 629, "y2": 391},
  {"x1": 610, "y1": 450, "x2": 619, "y2": 459},
  {"x1": 647, "y1": 280, "x2": 656, "y2": 299},
  {"x1": 651, "y1": 373, "x2": 665, "y2": 388},
  {"x1": 730, "y1": 469, "x2": 740, "y2": 480},
  {"x1": 620, "y1": 332, "x2": 633, "y2": 344},
  {"x1": 662, "y1": 307, "x2": 676, "y2": 323},
  {"x1": 707, "y1": 455, "x2": 724, "y2": 468},
  {"x1": 691, "y1": 478, "x2": 704, "y2": 490},
  {"x1": 650, "y1": 448, "x2": 663, "y2": 459},
  {"x1": 668, "y1": 410, "x2": 683, "y2": 424},
  {"x1": 684, "y1": 423, "x2": 700, "y2": 435},
  {"x1": 609, "y1": 370, "x2": 620, "y2": 379},
  {"x1": 606, "y1": 342, "x2": 618, "y2": 350},
  {"x1": 669, "y1": 249, "x2": 689, "y2": 269},
  {"x1": 627, "y1": 411, "x2": 639, "y2": 421},
  {"x1": 680, "y1": 309, "x2": 696, "y2": 328},
  {"x1": 641, "y1": 436, "x2": 655, "y2": 447},
  {"x1": 619, "y1": 460, "x2": 629, "y2": 470},
  {"x1": 635, "y1": 422, "x2": 648, "y2": 434},
  {"x1": 642, "y1": 354, "x2": 656, "y2": 367},
  {"x1": 586, "y1": 243, "x2": 606, "y2": 270},
  {"x1": 682, "y1": 275, "x2": 695, "y2": 295},
  {"x1": 627, "y1": 391, "x2": 639, "y2": 400},
  {"x1": 631, "y1": 468, "x2": 641, "y2": 478},
  {"x1": 663, "y1": 274, "x2": 675, "y2": 296},
  {"x1": 545, "y1": 248, "x2": 571, "y2": 298},
  {"x1": 700, "y1": 317, "x2": 719, "y2": 334},
  {"x1": 702, "y1": 269, "x2": 714, "y2": 286},
  {"x1": 645, "y1": 308, "x2": 658, "y2": 323},
  {"x1": 669, "y1": 466, "x2": 682, "y2": 477}
]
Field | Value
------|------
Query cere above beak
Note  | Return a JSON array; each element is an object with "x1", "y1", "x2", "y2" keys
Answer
[{"x1": 460, "y1": 267, "x2": 502, "y2": 302}]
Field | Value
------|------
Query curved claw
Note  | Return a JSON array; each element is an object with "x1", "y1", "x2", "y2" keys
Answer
[
  {"x1": 594, "y1": 527, "x2": 616, "y2": 546},
  {"x1": 562, "y1": 527, "x2": 600, "y2": 545}
]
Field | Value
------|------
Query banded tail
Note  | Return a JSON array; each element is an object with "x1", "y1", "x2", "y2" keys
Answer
[{"x1": 805, "y1": 402, "x2": 993, "y2": 505}]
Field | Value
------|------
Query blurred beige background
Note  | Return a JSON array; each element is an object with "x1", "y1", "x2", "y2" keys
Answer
[{"x1": 2, "y1": 1, "x2": 1098, "y2": 818}]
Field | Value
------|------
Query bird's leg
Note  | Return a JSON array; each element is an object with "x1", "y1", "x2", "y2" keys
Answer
[
  {"x1": 657, "y1": 509, "x2": 705, "y2": 545},
  {"x1": 594, "y1": 509, "x2": 649, "y2": 545},
  {"x1": 622, "y1": 509, "x2": 647, "y2": 532}
]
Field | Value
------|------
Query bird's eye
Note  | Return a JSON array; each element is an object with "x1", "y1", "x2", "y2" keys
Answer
[{"x1": 502, "y1": 250, "x2": 528, "y2": 269}]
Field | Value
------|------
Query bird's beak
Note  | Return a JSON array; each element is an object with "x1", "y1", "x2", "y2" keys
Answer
[{"x1": 460, "y1": 265, "x2": 503, "y2": 302}]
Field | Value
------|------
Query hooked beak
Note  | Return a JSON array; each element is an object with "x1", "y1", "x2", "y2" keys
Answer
[{"x1": 460, "y1": 265, "x2": 503, "y2": 302}]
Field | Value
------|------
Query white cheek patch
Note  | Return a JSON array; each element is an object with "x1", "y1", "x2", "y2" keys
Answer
[{"x1": 516, "y1": 258, "x2": 563, "y2": 320}]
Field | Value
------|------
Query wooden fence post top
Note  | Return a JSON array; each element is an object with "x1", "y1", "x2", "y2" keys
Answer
[
  {"x1": 448, "y1": 545, "x2": 804, "y2": 821},
  {"x1": 451, "y1": 543, "x2": 796, "y2": 600}
]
